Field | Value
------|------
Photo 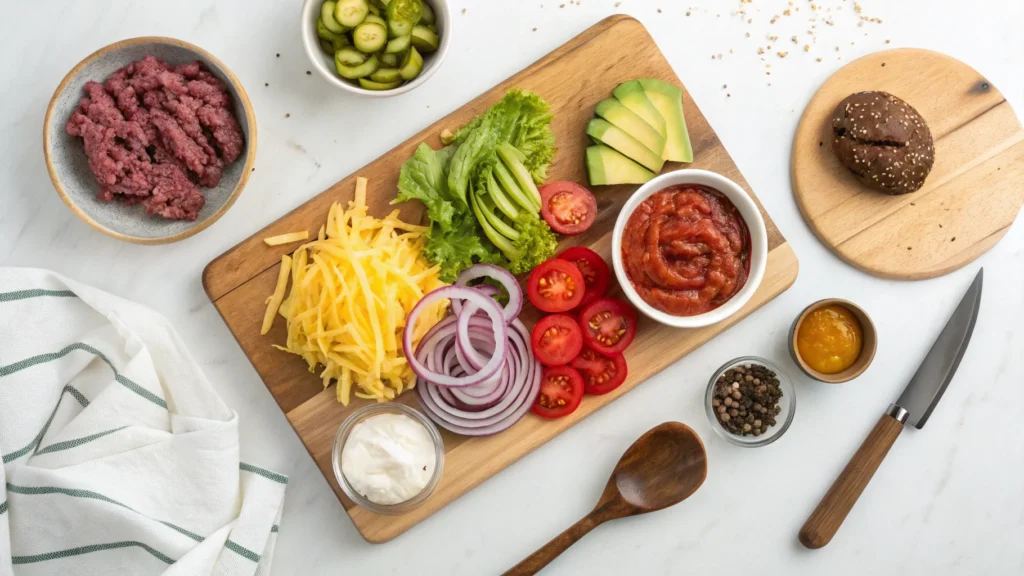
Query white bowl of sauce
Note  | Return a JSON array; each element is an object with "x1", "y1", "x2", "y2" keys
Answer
[
  {"x1": 612, "y1": 169, "x2": 768, "y2": 329},
  {"x1": 332, "y1": 403, "x2": 444, "y2": 515}
]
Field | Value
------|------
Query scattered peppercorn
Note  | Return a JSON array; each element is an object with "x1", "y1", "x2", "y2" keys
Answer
[{"x1": 712, "y1": 363, "x2": 783, "y2": 437}]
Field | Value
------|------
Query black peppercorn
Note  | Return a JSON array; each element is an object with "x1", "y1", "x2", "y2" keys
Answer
[{"x1": 712, "y1": 363, "x2": 784, "y2": 437}]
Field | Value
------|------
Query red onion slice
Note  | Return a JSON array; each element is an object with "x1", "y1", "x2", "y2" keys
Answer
[
  {"x1": 417, "y1": 317, "x2": 542, "y2": 435},
  {"x1": 452, "y1": 264, "x2": 523, "y2": 322},
  {"x1": 404, "y1": 286, "x2": 508, "y2": 388},
  {"x1": 449, "y1": 284, "x2": 500, "y2": 317}
]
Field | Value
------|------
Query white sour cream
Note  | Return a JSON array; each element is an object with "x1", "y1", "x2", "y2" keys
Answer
[{"x1": 341, "y1": 413, "x2": 437, "y2": 505}]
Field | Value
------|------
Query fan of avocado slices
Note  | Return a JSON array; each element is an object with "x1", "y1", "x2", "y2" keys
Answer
[
  {"x1": 586, "y1": 78, "x2": 694, "y2": 185},
  {"x1": 396, "y1": 89, "x2": 558, "y2": 282}
]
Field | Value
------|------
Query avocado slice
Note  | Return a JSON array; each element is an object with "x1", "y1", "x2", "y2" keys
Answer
[
  {"x1": 612, "y1": 80, "x2": 667, "y2": 139},
  {"x1": 593, "y1": 98, "x2": 666, "y2": 157},
  {"x1": 637, "y1": 79, "x2": 694, "y2": 163},
  {"x1": 586, "y1": 145, "x2": 656, "y2": 186},
  {"x1": 587, "y1": 118, "x2": 665, "y2": 173},
  {"x1": 470, "y1": 191, "x2": 521, "y2": 260},
  {"x1": 474, "y1": 190, "x2": 520, "y2": 240}
]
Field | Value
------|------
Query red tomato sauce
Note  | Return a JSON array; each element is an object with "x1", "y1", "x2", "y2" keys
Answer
[{"x1": 621, "y1": 184, "x2": 750, "y2": 316}]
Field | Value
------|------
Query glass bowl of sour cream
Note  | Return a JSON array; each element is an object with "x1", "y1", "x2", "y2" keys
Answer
[{"x1": 332, "y1": 403, "x2": 445, "y2": 515}]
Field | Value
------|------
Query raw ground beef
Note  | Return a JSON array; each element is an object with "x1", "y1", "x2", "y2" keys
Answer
[{"x1": 65, "y1": 55, "x2": 245, "y2": 221}]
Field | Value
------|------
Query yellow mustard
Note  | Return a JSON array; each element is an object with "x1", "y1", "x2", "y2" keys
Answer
[{"x1": 796, "y1": 305, "x2": 863, "y2": 374}]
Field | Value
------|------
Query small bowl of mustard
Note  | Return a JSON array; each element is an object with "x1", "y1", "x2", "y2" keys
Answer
[{"x1": 789, "y1": 299, "x2": 877, "y2": 383}]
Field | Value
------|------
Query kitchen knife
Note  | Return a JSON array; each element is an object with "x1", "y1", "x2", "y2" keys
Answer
[{"x1": 798, "y1": 268, "x2": 983, "y2": 549}]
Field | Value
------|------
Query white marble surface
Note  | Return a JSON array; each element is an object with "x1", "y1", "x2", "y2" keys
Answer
[{"x1": 3, "y1": 0, "x2": 1023, "y2": 574}]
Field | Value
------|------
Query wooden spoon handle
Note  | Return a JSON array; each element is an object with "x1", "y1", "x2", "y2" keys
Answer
[
  {"x1": 799, "y1": 413, "x2": 904, "y2": 549},
  {"x1": 502, "y1": 512, "x2": 601, "y2": 576}
]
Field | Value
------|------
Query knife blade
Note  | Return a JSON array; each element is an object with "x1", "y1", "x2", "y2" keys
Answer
[
  {"x1": 799, "y1": 268, "x2": 984, "y2": 549},
  {"x1": 894, "y1": 268, "x2": 983, "y2": 428}
]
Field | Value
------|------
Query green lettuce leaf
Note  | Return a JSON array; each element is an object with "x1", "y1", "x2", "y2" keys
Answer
[
  {"x1": 506, "y1": 214, "x2": 558, "y2": 275},
  {"x1": 423, "y1": 212, "x2": 506, "y2": 282},
  {"x1": 449, "y1": 89, "x2": 556, "y2": 204},
  {"x1": 396, "y1": 89, "x2": 557, "y2": 282},
  {"x1": 395, "y1": 143, "x2": 458, "y2": 231}
]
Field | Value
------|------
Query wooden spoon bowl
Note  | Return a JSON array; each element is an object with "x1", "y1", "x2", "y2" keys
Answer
[{"x1": 503, "y1": 422, "x2": 707, "y2": 575}]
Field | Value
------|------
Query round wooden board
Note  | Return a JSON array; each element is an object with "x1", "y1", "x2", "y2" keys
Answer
[{"x1": 792, "y1": 48, "x2": 1024, "y2": 280}]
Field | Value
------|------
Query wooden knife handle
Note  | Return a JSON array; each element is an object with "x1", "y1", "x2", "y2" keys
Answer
[{"x1": 799, "y1": 413, "x2": 904, "y2": 549}]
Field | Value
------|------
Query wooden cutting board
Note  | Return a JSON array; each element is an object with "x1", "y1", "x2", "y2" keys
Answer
[
  {"x1": 204, "y1": 15, "x2": 799, "y2": 543},
  {"x1": 792, "y1": 48, "x2": 1024, "y2": 280}
]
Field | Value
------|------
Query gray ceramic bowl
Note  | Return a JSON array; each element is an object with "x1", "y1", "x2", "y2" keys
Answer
[{"x1": 44, "y1": 37, "x2": 257, "y2": 244}]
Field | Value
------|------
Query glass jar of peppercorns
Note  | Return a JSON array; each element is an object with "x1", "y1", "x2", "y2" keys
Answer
[{"x1": 704, "y1": 356, "x2": 796, "y2": 447}]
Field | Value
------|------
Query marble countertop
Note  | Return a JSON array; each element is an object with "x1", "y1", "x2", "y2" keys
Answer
[{"x1": 3, "y1": 0, "x2": 1022, "y2": 574}]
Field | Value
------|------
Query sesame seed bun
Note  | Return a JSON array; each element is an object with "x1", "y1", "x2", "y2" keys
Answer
[{"x1": 831, "y1": 91, "x2": 935, "y2": 195}]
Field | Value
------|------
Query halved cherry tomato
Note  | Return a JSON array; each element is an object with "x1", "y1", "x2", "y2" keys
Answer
[
  {"x1": 531, "y1": 365, "x2": 584, "y2": 419},
  {"x1": 539, "y1": 181, "x2": 597, "y2": 236},
  {"x1": 571, "y1": 345, "x2": 628, "y2": 395},
  {"x1": 579, "y1": 298, "x2": 637, "y2": 356},
  {"x1": 557, "y1": 246, "x2": 610, "y2": 309},
  {"x1": 531, "y1": 314, "x2": 583, "y2": 366},
  {"x1": 527, "y1": 259, "x2": 585, "y2": 313}
]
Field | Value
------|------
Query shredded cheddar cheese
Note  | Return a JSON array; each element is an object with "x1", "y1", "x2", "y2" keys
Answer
[
  {"x1": 265, "y1": 177, "x2": 448, "y2": 405},
  {"x1": 264, "y1": 231, "x2": 310, "y2": 246}
]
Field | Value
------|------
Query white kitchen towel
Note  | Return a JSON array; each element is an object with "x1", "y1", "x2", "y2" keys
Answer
[{"x1": 0, "y1": 268, "x2": 286, "y2": 576}]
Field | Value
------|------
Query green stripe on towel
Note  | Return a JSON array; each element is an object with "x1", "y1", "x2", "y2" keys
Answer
[
  {"x1": 239, "y1": 462, "x2": 288, "y2": 484},
  {"x1": 6, "y1": 484, "x2": 203, "y2": 544},
  {"x1": 225, "y1": 539, "x2": 261, "y2": 562},
  {"x1": 6, "y1": 484, "x2": 125, "y2": 509},
  {"x1": 0, "y1": 501, "x2": 7, "y2": 514},
  {"x1": 2, "y1": 385, "x2": 89, "y2": 464},
  {"x1": 271, "y1": 524, "x2": 279, "y2": 533},
  {"x1": 0, "y1": 342, "x2": 167, "y2": 409},
  {"x1": 35, "y1": 426, "x2": 129, "y2": 456},
  {"x1": 0, "y1": 289, "x2": 77, "y2": 303},
  {"x1": 12, "y1": 541, "x2": 174, "y2": 565},
  {"x1": 159, "y1": 521, "x2": 204, "y2": 543}
]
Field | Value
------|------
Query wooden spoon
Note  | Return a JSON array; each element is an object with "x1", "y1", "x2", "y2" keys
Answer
[{"x1": 502, "y1": 422, "x2": 708, "y2": 576}]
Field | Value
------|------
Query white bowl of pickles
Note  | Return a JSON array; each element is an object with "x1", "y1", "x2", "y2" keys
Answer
[{"x1": 302, "y1": 0, "x2": 449, "y2": 96}]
